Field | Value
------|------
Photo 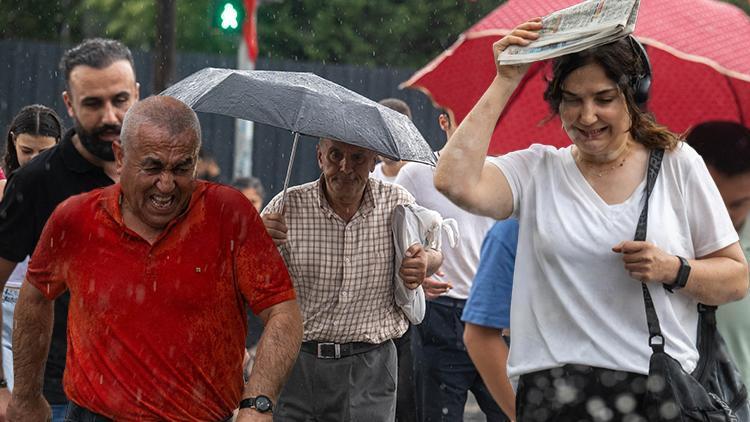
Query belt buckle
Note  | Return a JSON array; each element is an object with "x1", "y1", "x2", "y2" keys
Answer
[{"x1": 317, "y1": 342, "x2": 341, "y2": 359}]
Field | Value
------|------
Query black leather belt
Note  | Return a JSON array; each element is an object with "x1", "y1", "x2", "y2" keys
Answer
[
  {"x1": 301, "y1": 340, "x2": 384, "y2": 359},
  {"x1": 67, "y1": 401, "x2": 233, "y2": 421}
]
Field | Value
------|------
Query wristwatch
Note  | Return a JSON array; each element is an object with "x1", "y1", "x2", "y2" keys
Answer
[
  {"x1": 665, "y1": 256, "x2": 691, "y2": 293},
  {"x1": 0, "y1": 378, "x2": 6, "y2": 389},
  {"x1": 239, "y1": 395, "x2": 273, "y2": 413}
]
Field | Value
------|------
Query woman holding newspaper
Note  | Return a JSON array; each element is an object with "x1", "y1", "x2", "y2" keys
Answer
[{"x1": 435, "y1": 18, "x2": 748, "y2": 420}]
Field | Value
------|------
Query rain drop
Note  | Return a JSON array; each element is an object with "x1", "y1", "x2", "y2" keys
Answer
[{"x1": 135, "y1": 284, "x2": 146, "y2": 304}]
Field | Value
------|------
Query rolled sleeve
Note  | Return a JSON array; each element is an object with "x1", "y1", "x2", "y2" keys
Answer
[
  {"x1": 233, "y1": 192, "x2": 295, "y2": 315},
  {"x1": 25, "y1": 202, "x2": 72, "y2": 300}
]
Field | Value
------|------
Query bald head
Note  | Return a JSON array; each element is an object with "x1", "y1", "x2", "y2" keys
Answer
[{"x1": 120, "y1": 96, "x2": 201, "y2": 153}]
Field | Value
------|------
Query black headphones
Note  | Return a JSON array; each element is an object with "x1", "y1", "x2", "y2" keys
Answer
[{"x1": 627, "y1": 35, "x2": 652, "y2": 106}]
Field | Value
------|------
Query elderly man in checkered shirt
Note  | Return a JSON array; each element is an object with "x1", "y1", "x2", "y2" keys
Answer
[{"x1": 262, "y1": 137, "x2": 443, "y2": 421}]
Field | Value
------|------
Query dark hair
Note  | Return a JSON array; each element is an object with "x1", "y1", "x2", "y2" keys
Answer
[
  {"x1": 232, "y1": 177, "x2": 266, "y2": 200},
  {"x1": 543, "y1": 37, "x2": 680, "y2": 151},
  {"x1": 687, "y1": 121, "x2": 750, "y2": 176},
  {"x1": 379, "y1": 98, "x2": 412, "y2": 120},
  {"x1": 439, "y1": 108, "x2": 453, "y2": 129},
  {"x1": 4, "y1": 105, "x2": 63, "y2": 173},
  {"x1": 60, "y1": 38, "x2": 135, "y2": 86}
]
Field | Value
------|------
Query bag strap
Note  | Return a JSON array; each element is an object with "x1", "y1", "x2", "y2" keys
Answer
[{"x1": 636, "y1": 149, "x2": 665, "y2": 353}]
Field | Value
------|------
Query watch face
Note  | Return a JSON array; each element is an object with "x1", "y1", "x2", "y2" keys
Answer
[{"x1": 255, "y1": 396, "x2": 272, "y2": 412}]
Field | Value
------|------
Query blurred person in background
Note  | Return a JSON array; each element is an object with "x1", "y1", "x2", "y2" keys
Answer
[
  {"x1": 372, "y1": 97, "x2": 421, "y2": 422},
  {"x1": 0, "y1": 38, "x2": 139, "y2": 421},
  {"x1": 687, "y1": 121, "x2": 750, "y2": 384},
  {"x1": 233, "y1": 176, "x2": 266, "y2": 212},
  {"x1": 197, "y1": 147, "x2": 222, "y2": 182},
  {"x1": 371, "y1": 98, "x2": 411, "y2": 184},
  {"x1": 396, "y1": 108, "x2": 503, "y2": 421},
  {"x1": 232, "y1": 176, "x2": 268, "y2": 379},
  {"x1": 1, "y1": 105, "x2": 62, "y2": 199},
  {"x1": 462, "y1": 219, "x2": 518, "y2": 419},
  {"x1": 0, "y1": 105, "x2": 62, "y2": 395}
]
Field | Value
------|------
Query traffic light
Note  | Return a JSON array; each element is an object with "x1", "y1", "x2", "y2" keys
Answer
[{"x1": 211, "y1": 0, "x2": 246, "y2": 34}]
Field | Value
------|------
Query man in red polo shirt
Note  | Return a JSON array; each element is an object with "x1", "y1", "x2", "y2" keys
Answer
[{"x1": 8, "y1": 96, "x2": 302, "y2": 421}]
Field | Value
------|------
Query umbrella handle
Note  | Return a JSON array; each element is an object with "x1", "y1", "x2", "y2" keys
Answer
[{"x1": 279, "y1": 132, "x2": 300, "y2": 214}]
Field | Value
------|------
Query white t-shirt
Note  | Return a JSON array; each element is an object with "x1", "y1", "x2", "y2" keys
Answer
[
  {"x1": 395, "y1": 161, "x2": 494, "y2": 299},
  {"x1": 372, "y1": 163, "x2": 398, "y2": 184},
  {"x1": 488, "y1": 143, "x2": 737, "y2": 379}
]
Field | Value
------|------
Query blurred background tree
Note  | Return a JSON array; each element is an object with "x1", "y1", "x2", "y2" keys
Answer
[{"x1": 0, "y1": 0, "x2": 747, "y2": 68}]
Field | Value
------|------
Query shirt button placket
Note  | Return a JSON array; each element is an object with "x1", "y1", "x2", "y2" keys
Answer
[{"x1": 341, "y1": 225, "x2": 353, "y2": 303}]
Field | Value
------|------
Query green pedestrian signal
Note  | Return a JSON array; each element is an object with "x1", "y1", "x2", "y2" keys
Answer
[
  {"x1": 221, "y1": 3, "x2": 239, "y2": 29},
  {"x1": 211, "y1": 0, "x2": 245, "y2": 34}
]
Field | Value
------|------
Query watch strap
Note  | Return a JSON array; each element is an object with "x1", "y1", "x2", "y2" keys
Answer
[
  {"x1": 665, "y1": 255, "x2": 690, "y2": 293},
  {"x1": 239, "y1": 395, "x2": 273, "y2": 413},
  {"x1": 239, "y1": 397, "x2": 255, "y2": 409}
]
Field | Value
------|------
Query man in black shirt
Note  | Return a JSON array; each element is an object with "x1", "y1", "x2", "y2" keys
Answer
[{"x1": 0, "y1": 38, "x2": 139, "y2": 420}]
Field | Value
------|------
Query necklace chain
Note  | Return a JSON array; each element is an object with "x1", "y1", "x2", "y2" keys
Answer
[{"x1": 576, "y1": 144, "x2": 631, "y2": 178}]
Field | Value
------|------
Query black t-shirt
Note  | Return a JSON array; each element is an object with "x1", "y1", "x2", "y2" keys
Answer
[{"x1": 0, "y1": 128, "x2": 113, "y2": 404}]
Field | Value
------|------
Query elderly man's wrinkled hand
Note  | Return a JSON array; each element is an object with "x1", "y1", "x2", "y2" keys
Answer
[
  {"x1": 400, "y1": 244, "x2": 429, "y2": 289},
  {"x1": 422, "y1": 272, "x2": 453, "y2": 300},
  {"x1": 261, "y1": 213, "x2": 288, "y2": 246}
]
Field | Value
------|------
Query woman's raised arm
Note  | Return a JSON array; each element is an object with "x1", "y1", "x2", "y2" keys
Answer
[{"x1": 434, "y1": 19, "x2": 542, "y2": 220}]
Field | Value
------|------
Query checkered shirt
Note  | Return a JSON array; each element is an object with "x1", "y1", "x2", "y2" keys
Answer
[{"x1": 263, "y1": 177, "x2": 414, "y2": 344}]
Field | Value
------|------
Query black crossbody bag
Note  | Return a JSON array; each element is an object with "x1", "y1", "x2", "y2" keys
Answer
[{"x1": 637, "y1": 149, "x2": 749, "y2": 421}]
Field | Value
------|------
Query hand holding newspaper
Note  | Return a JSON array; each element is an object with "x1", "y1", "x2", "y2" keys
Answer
[{"x1": 498, "y1": 0, "x2": 640, "y2": 65}]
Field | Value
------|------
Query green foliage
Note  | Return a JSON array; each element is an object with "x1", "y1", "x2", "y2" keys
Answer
[
  {"x1": 257, "y1": 0, "x2": 500, "y2": 67},
  {"x1": 0, "y1": 0, "x2": 85, "y2": 41},
  {"x1": 0, "y1": 0, "x2": 748, "y2": 67},
  {"x1": 723, "y1": 0, "x2": 750, "y2": 13},
  {"x1": 76, "y1": 0, "x2": 239, "y2": 54}
]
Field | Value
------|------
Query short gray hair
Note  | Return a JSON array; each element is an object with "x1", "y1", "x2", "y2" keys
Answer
[{"x1": 120, "y1": 96, "x2": 201, "y2": 152}]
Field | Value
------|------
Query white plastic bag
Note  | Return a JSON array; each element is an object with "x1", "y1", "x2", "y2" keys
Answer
[{"x1": 391, "y1": 203, "x2": 459, "y2": 324}]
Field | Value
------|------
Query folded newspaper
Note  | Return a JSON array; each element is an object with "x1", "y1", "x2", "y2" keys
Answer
[
  {"x1": 391, "y1": 203, "x2": 459, "y2": 324},
  {"x1": 498, "y1": 0, "x2": 640, "y2": 65}
]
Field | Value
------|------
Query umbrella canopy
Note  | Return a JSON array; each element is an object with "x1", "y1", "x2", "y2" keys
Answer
[
  {"x1": 162, "y1": 68, "x2": 436, "y2": 166},
  {"x1": 402, "y1": 0, "x2": 750, "y2": 155}
]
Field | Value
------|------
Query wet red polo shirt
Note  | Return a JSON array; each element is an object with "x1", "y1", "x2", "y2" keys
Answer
[{"x1": 27, "y1": 181, "x2": 295, "y2": 421}]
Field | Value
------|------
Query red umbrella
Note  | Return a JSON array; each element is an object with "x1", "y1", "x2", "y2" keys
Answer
[{"x1": 402, "y1": 0, "x2": 750, "y2": 155}]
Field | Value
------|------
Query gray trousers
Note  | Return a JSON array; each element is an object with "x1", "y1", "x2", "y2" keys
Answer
[{"x1": 275, "y1": 340, "x2": 397, "y2": 422}]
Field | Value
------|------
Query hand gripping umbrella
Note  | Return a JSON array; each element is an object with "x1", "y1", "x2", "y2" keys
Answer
[{"x1": 161, "y1": 68, "x2": 435, "y2": 209}]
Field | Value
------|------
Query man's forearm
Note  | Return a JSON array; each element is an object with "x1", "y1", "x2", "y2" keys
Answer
[
  {"x1": 12, "y1": 282, "x2": 53, "y2": 399},
  {"x1": 464, "y1": 324, "x2": 516, "y2": 419},
  {"x1": 426, "y1": 248, "x2": 443, "y2": 276},
  {"x1": 244, "y1": 300, "x2": 303, "y2": 401}
]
